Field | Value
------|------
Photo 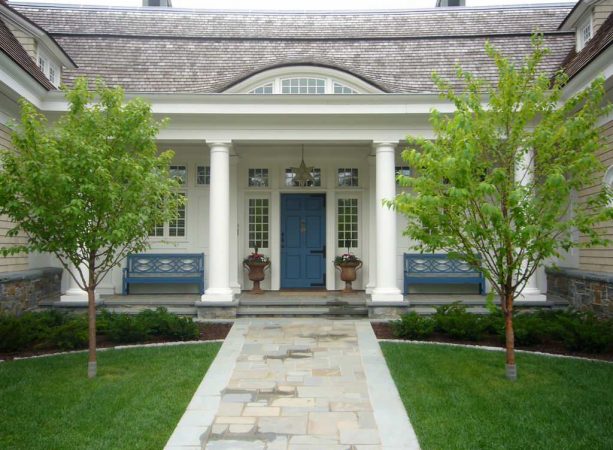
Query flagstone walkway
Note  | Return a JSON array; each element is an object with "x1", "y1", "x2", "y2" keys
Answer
[{"x1": 165, "y1": 318, "x2": 419, "y2": 450}]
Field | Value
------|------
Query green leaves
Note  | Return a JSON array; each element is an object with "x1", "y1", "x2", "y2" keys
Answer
[
  {"x1": 390, "y1": 35, "x2": 612, "y2": 301},
  {"x1": 0, "y1": 77, "x2": 180, "y2": 289}
]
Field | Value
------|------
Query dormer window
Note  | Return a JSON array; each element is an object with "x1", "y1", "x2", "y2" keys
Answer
[
  {"x1": 247, "y1": 77, "x2": 362, "y2": 95},
  {"x1": 36, "y1": 48, "x2": 61, "y2": 88},
  {"x1": 577, "y1": 15, "x2": 593, "y2": 51}
]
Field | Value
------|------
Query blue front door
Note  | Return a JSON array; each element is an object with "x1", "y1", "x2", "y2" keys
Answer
[{"x1": 281, "y1": 194, "x2": 326, "y2": 288}]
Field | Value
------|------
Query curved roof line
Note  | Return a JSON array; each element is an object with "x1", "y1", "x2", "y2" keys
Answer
[{"x1": 219, "y1": 61, "x2": 391, "y2": 93}]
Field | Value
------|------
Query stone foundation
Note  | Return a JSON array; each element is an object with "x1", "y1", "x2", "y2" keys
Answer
[
  {"x1": 367, "y1": 301, "x2": 411, "y2": 319},
  {"x1": 196, "y1": 300, "x2": 239, "y2": 319},
  {"x1": 0, "y1": 267, "x2": 63, "y2": 315},
  {"x1": 546, "y1": 267, "x2": 613, "y2": 318}
]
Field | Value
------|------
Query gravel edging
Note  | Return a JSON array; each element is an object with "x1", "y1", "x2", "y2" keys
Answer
[
  {"x1": 378, "y1": 339, "x2": 613, "y2": 364},
  {"x1": 0, "y1": 340, "x2": 225, "y2": 362}
]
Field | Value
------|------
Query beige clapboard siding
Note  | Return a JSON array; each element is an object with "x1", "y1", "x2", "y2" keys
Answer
[
  {"x1": 593, "y1": 1, "x2": 613, "y2": 33},
  {"x1": 0, "y1": 123, "x2": 28, "y2": 273},
  {"x1": 578, "y1": 119, "x2": 613, "y2": 273},
  {"x1": 4, "y1": 22, "x2": 37, "y2": 61}
]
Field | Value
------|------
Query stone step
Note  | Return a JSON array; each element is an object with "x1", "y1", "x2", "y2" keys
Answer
[{"x1": 237, "y1": 305, "x2": 368, "y2": 317}]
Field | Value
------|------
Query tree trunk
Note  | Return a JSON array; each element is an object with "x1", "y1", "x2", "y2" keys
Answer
[
  {"x1": 87, "y1": 284, "x2": 97, "y2": 379},
  {"x1": 504, "y1": 291, "x2": 517, "y2": 381}
]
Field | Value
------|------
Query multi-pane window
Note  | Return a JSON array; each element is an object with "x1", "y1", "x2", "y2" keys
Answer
[
  {"x1": 281, "y1": 78, "x2": 325, "y2": 94},
  {"x1": 248, "y1": 168, "x2": 269, "y2": 187},
  {"x1": 333, "y1": 83, "x2": 357, "y2": 94},
  {"x1": 168, "y1": 193, "x2": 186, "y2": 237},
  {"x1": 337, "y1": 198, "x2": 358, "y2": 248},
  {"x1": 149, "y1": 193, "x2": 186, "y2": 238},
  {"x1": 396, "y1": 166, "x2": 411, "y2": 185},
  {"x1": 249, "y1": 83, "x2": 274, "y2": 94},
  {"x1": 248, "y1": 198, "x2": 269, "y2": 249},
  {"x1": 285, "y1": 168, "x2": 321, "y2": 187},
  {"x1": 169, "y1": 165, "x2": 187, "y2": 185},
  {"x1": 197, "y1": 165, "x2": 210, "y2": 185},
  {"x1": 578, "y1": 17, "x2": 592, "y2": 50},
  {"x1": 338, "y1": 168, "x2": 359, "y2": 187},
  {"x1": 149, "y1": 222, "x2": 164, "y2": 237},
  {"x1": 49, "y1": 66, "x2": 56, "y2": 84},
  {"x1": 38, "y1": 56, "x2": 46, "y2": 73}
]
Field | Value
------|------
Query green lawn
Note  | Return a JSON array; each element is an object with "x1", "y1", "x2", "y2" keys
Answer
[
  {"x1": 0, "y1": 343, "x2": 220, "y2": 450},
  {"x1": 382, "y1": 343, "x2": 613, "y2": 450}
]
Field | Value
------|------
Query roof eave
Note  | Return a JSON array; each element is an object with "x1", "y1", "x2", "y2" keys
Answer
[
  {"x1": 558, "y1": 0, "x2": 598, "y2": 31},
  {"x1": 0, "y1": 2, "x2": 76, "y2": 68}
]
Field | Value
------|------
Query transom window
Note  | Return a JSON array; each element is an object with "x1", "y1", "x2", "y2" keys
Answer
[
  {"x1": 338, "y1": 168, "x2": 359, "y2": 187},
  {"x1": 337, "y1": 198, "x2": 358, "y2": 248},
  {"x1": 396, "y1": 166, "x2": 411, "y2": 185},
  {"x1": 285, "y1": 168, "x2": 321, "y2": 187},
  {"x1": 248, "y1": 168, "x2": 269, "y2": 187},
  {"x1": 333, "y1": 83, "x2": 358, "y2": 94},
  {"x1": 197, "y1": 166, "x2": 210, "y2": 185},
  {"x1": 281, "y1": 78, "x2": 326, "y2": 94},
  {"x1": 169, "y1": 165, "x2": 187, "y2": 185},
  {"x1": 245, "y1": 75, "x2": 365, "y2": 95},
  {"x1": 249, "y1": 83, "x2": 273, "y2": 94},
  {"x1": 248, "y1": 198, "x2": 269, "y2": 249}
]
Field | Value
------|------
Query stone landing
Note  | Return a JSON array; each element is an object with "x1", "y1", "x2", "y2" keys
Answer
[{"x1": 165, "y1": 318, "x2": 419, "y2": 450}]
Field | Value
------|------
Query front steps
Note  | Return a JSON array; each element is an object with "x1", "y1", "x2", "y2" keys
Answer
[
  {"x1": 237, "y1": 298, "x2": 369, "y2": 318},
  {"x1": 42, "y1": 292, "x2": 568, "y2": 319}
]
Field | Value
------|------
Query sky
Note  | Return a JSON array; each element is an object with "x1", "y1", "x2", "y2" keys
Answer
[{"x1": 10, "y1": 0, "x2": 577, "y2": 10}]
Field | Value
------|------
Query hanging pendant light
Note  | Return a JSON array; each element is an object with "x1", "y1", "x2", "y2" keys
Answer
[{"x1": 291, "y1": 145, "x2": 315, "y2": 187}]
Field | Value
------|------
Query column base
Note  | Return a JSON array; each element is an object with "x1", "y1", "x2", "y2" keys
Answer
[
  {"x1": 201, "y1": 288, "x2": 235, "y2": 302},
  {"x1": 517, "y1": 288, "x2": 546, "y2": 302},
  {"x1": 365, "y1": 283, "x2": 375, "y2": 295},
  {"x1": 60, "y1": 289, "x2": 100, "y2": 303},
  {"x1": 370, "y1": 288, "x2": 404, "y2": 302}
]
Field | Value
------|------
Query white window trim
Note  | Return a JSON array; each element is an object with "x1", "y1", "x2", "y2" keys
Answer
[
  {"x1": 36, "y1": 47, "x2": 61, "y2": 88},
  {"x1": 576, "y1": 13, "x2": 593, "y2": 51},
  {"x1": 336, "y1": 194, "x2": 361, "y2": 253},
  {"x1": 225, "y1": 66, "x2": 382, "y2": 94}
]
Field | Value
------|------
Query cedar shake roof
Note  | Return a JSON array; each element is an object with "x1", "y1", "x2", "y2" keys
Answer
[
  {"x1": 12, "y1": 3, "x2": 577, "y2": 94},
  {"x1": 561, "y1": 12, "x2": 613, "y2": 81},
  {"x1": 0, "y1": 16, "x2": 55, "y2": 90}
]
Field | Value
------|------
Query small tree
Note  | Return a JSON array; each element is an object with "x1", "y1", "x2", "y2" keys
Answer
[
  {"x1": 0, "y1": 78, "x2": 181, "y2": 377},
  {"x1": 390, "y1": 35, "x2": 612, "y2": 380}
]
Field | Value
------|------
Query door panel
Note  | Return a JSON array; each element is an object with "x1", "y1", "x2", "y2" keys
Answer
[{"x1": 281, "y1": 194, "x2": 326, "y2": 288}]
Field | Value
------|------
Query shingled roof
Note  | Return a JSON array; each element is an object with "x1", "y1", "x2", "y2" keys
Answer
[
  {"x1": 561, "y1": 11, "x2": 613, "y2": 81},
  {"x1": 13, "y1": 2, "x2": 577, "y2": 94},
  {"x1": 0, "y1": 15, "x2": 55, "y2": 90}
]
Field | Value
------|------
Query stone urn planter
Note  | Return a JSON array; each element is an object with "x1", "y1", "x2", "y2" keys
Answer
[
  {"x1": 243, "y1": 252, "x2": 270, "y2": 294},
  {"x1": 334, "y1": 255, "x2": 362, "y2": 293}
]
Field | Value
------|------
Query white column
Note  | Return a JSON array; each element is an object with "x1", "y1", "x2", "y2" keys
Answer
[
  {"x1": 371, "y1": 142, "x2": 403, "y2": 302},
  {"x1": 515, "y1": 149, "x2": 545, "y2": 300},
  {"x1": 60, "y1": 263, "x2": 99, "y2": 302},
  {"x1": 201, "y1": 142, "x2": 234, "y2": 302},
  {"x1": 229, "y1": 154, "x2": 241, "y2": 294},
  {"x1": 366, "y1": 155, "x2": 377, "y2": 294}
]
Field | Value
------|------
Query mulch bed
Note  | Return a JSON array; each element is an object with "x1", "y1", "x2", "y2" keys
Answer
[
  {"x1": 0, "y1": 322, "x2": 233, "y2": 361},
  {"x1": 371, "y1": 322, "x2": 613, "y2": 362}
]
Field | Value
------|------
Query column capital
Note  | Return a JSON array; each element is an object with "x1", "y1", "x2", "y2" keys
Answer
[
  {"x1": 207, "y1": 141, "x2": 233, "y2": 151},
  {"x1": 373, "y1": 141, "x2": 398, "y2": 152}
]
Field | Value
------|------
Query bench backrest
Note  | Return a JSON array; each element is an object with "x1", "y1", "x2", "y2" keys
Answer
[
  {"x1": 404, "y1": 253, "x2": 479, "y2": 275},
  {"x1": 127, "y1": 253, "x2": 204, "y2": 274}
]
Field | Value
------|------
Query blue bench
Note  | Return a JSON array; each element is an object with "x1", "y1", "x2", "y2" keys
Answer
[
  {"x1": 403, "y1": 253, "x2": 485, "y2": 295},
  {"x1": 122, "y1": 253, "x2": 205, "y2": 295}
]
